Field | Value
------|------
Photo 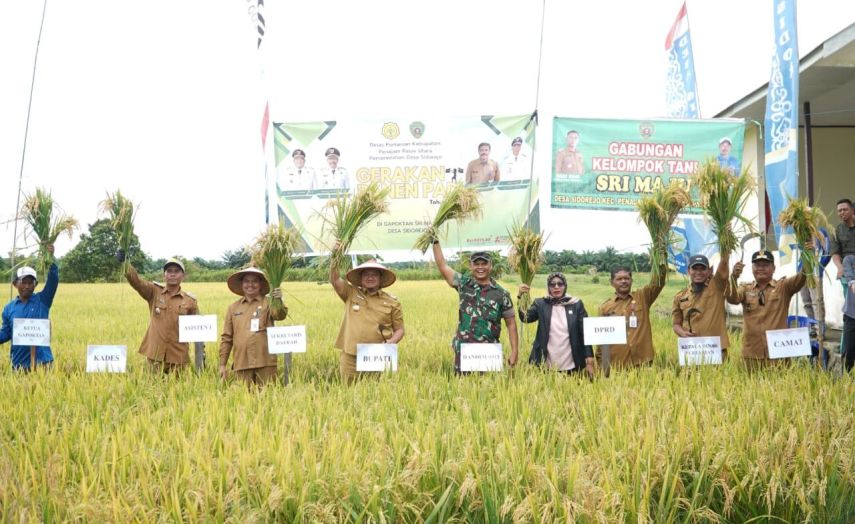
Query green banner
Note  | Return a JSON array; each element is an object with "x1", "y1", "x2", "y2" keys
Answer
[
  {"x1": 551, "y1": 117, "x2": 746, "y2": 211},
  {"x1": 272, "y1": 114, "x2": 538, "y2": 254}
]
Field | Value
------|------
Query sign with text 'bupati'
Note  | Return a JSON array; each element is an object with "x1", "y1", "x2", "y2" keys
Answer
[
  {"x1": 583, "y1": 316, "x2": 627, "y2": 346},
  {"x1": 267, "y1": 325, "x2": 306, "y2": 354},
  {"x1": 86, "y1": 345, "x2": 127, "y2": 373},
  {"x1": 12, "y1": 318, "x2": 50, "y2": 346},
  {"x1": 356, "y1": 344, "x2": 398, "y2": 372},
  {"x1": 178, "y1": 315, "x2": 218, "y2": 343}
]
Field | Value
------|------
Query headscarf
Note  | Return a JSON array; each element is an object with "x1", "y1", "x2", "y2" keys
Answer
[{"x1": 544, "y1": 272, "x2": 573, "y2": 305}]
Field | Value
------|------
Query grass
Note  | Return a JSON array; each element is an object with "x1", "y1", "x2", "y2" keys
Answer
[{"x1": 1, "y1": 276, "x2": 853, "y2": 522}]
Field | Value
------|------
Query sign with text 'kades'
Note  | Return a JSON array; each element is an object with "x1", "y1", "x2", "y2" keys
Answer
[
  {"x1": 12, "y1": 318, "x2": 51, "y2": 347},
  {"x1": 766, "y1": 327, "x2": 811, "y2": 359},
  {"x1": 459, "y1": 343, "x2": 503, "y2": 372},
  {"x1": 267, "y1": 325, "x2": 306, "y2": 354},
  {"x1": 582, "y1": 316, "x2": 627, "y2": 346},
  {"x1": 356, "y1": 344, "x2": 398, "y2": 372},
  {"x1": 178, "y1": 315, "x2": 218, "y2": 343},
  {"x1": 86, "y1": 345, "x2": 127, "y2": 373},
  {"x1": 677, "y1": 336, "x2": 722, "y2": 366}
]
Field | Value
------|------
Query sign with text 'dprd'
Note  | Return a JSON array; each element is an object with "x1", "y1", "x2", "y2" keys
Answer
[
  {"x1": 677, "y1": 336, "x2": 722, "y2": 366},
  {"x1": 583, "y1": 316, "x2": 626, "y2": 345},
  {"x1": 12, "y1": 318, "x2": 51, "y2": 346},
  {"x1": 86, "y1": 345, "x2": 127, "y2": 373},
  {"x1": 766, "y1": 327, "x2": 811, "y2": 359},
  {"x1": 356, "y1": 344, "x2": 398, "y2": 372},
  {"x1": 178, "y1": 314, "x2": 218, "y2": 343},
  {"x1": 460, "y1": 343, "x2": 503, "y2": 372},
  {"x1": 267, "y1": 325, "x2": 306, "y2": 354}
]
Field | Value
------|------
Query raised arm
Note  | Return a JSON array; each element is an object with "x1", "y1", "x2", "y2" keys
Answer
[
  {"x1": 39, "y1": 262, "x2": 59, "y2": 308},
  {"x1": 432, "y1": 240, "x2": 457, "y2": 287},
  {"x1": 329, "y1": 241, "x2": 348, "y2": 300},
  {"x1": 125, "y1": 263, "x2": 155, "y2": 301}
]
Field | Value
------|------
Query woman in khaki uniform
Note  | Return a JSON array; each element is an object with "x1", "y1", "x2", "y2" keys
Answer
[{"x1": 219, "y1": 268, "x2": 287, "y2": 387}]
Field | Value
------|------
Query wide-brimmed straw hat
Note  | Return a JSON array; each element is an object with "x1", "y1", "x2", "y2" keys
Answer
[
  {"x1": 227, "y1": 267, "x2": 271, "y2": 296},
  {"x1": 346, "y1": 260, "x2": 396, "y2": 289}
]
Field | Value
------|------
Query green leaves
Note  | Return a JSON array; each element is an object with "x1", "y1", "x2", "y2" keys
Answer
[
  {"x1": 636, "y1": 184, "x2": 691, "y2": 285},
  {"x1": 696, "y1": 159, "x2": 756, "y2": 256},
  {"x1": 20, "y1": 187, "x2": 78, "y2": 276},
  {"x1": 250, "y1": 224, "x2": 302, "y2": 314},
  {"x1": 414, "y1": 184, "x2": 483, "y2": 253},
  {"x1": 320, "y1": 183, "x2": 390, "y2": 271}
]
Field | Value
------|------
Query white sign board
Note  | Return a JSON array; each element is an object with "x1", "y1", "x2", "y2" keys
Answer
[
  {"x1": 178, "y1": 314, "x2": 218, "y2": 342},
  {"x1": 677, "y1": 336, "x2": 722, "y2": 366},
  {"x1": 356, "y1": 344, "x2": 398, "y2": 372},
  {"x1": 583, "y1": 316, "x2": 627, "y2": 345},
  {"x1": 12, "y1": 318, "x2": 51, "y2": 346},
  {"x1": 267, "y1": 325, "x2": 307, "y2": 354},
  {"x1": 86, "y1": 345, "x2": 127, "y2": 373},
  {"x1": 460, "y1": 343, "x2": 503, "y2": 372},
  {"x1": 766, "y1": 327, "x2": 812, "y2": 359}
]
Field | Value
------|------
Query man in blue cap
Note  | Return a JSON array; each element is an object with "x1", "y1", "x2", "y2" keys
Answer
[
  {"x1": 0, "y1": 244, "x2": 58, "y2": 371},
  {"x1": 671, "y1": 252, "x2": 733, "y2": 359}
]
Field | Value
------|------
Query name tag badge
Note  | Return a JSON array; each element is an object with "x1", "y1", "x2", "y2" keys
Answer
[
  {"x1": 250, "y1": 318, "x2": 260, "y2": 332},
  {"x1": 628, "y1": 315, "x2": 638, "y2": 328}
]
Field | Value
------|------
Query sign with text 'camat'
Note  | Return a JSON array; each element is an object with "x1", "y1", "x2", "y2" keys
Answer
[
  {"x1": 267, "y1": 325, "x2": 306, "y2": 354},
  {"x1": 12, "y1": 318, "x2": 51, "y2": 347},
  {"x1": 766, "y1": 328, "x2": 811, "y2": 359},
  {"x1": 459, "y1": 343, "x2": 503, "y2": 372},
  {"x1": 677, "y1": 336, "x2": 722, "y2": 366},
  {"x1": 178, "y1": 315, "x2": 218, "y2": 343},
  {"x1": 86, "y1": 345, "x2": 127, "y2": 373},
  {"x1": 583, "y1": 316, "x2": 627, "y2": 346},
  {"x1": 356, "y1": 344, "x2": 398, "y2": 372}
]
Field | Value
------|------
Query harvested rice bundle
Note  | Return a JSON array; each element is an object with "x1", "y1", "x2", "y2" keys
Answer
[{"x1": 413, "y1": 184, "x2": 482, "y2": 253}]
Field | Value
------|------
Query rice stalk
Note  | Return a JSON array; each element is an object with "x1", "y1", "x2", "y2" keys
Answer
[
  {"x1": 99, "y1": 190, "x2": 138, "y2": 275},
  {"x1": 636, "y1": 183, "x2": 691, "y2": 285},
  {"x1": 695, "y1": 159, "x2": 756, "y2": 256},
  {"x1": 507, "y1": 222, "x2": 546, "y2": 317},
  {"x1": 20, "y1": 187, "x2": 78, "y2": 276},
  {"x1": 250, "y1": 224, "x2": 302, "y2": 315},
  {"x1": 414, "y1": 184, "x2": 482, "y2": 253},
  {"x1": 318, "y1": 183, "x2": 390, "y2": 271},
  {"x1": 778, "y1": 198, "x2": 830, "y2": 288}
]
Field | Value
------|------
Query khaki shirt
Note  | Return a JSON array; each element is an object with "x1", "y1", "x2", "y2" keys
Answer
[
  {"x1": 126, "y1": 265, "x2": 199, "y2": 365},
  {"x1": 671, "y1": 262, "x2": 731, "y2": 348},
  {"x1": 219, "y1": 295, "x2": 288, "y2": 371},
  {"x1": 335, "y1": 284, "x2": 404, "y2": 355},
  {"x1": 555, "y1": 147, "x2": 584, "y2": 175},
  {"x1": 726, "y1": 273, "x2": 806, "y2": 359},
  {"x1": 598, "y1": 271, "x2": 665, "y2": 367},
  {"x1": 465, "y1": 158, "x2": 500, "y2": 184}
]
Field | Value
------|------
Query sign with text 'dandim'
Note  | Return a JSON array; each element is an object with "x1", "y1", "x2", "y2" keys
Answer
[
  {"x1": 178, "y1": 315, "x2": 218, "y2": 343},
  {"x1": 460, "y1": 343, "x2": 503, "y2": 372},
  {"x1": 86, "y1": 345, "x2": 127, "y2": 373},
  {"x1": 356, "y1": 344, "x2": 398, "y2": 372}
]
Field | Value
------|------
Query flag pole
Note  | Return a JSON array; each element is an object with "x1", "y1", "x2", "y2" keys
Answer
[
  {"x1": 11, "y1": 0, "x2": 49, "y2": 299},
  {"x1": 524, "y1": 0, "x2": 547, "y2": 227}
]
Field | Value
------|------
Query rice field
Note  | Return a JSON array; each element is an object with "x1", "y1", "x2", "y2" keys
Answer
[{"x1": 1, "y1": 275, "x2": 854, "y2": 522}]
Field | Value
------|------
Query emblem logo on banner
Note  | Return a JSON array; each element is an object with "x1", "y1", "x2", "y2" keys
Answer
[{"x1": 381, "y1": 122, "x2": 400, "y2": 140}]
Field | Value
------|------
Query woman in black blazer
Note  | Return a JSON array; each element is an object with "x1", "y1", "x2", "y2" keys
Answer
[{"x1": 518, "y1": 272, "x2": 595, "y2": 378}]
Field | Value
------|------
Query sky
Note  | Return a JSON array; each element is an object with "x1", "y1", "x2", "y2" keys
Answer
[{"x1": 2, "y1": 0, "x2": 854, "y2": 261}]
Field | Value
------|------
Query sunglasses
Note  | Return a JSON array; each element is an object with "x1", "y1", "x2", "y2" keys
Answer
[{"x1": 548, "y1": 281, "x2": 565, "y2": 288}]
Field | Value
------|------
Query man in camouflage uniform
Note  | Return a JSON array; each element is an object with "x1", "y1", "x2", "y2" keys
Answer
[{"x1": 431, "y1": 240, "x2": 519, "y2": 373}]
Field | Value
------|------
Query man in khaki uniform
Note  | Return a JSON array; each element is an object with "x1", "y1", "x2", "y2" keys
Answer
[
  {"x1": 598, "y1": 262, "x2": 667, "y2": 371},
  {"x1": 671, "y1": 253, "x2": 732, "y2": 359},
  {"x1": 219, "y1": 267, "x2": 287, "y2": 387},
  {"x1": 331, "y1": 259, "x2": 404, "y2": 383},
  {"x1": 727, "y1": 250, "x2": 807, "y2": 367},
  {"x1": 465, "y1": 142, "x2": 501, "y2": 185},
  {"x1": 124, "y1": 258, "x2": 199, "y2": 373},
  {"x1": 554, "y1": 130, "x2": 584, "y2": 175}
]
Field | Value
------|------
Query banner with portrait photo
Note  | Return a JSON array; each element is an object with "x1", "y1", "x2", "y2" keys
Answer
[
  {"x1": 271, "y1": 114, "x2": 538, "y2": 254},
  {"x1": 550, "y1": 117, "x2": 746, "y2": 212}
]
